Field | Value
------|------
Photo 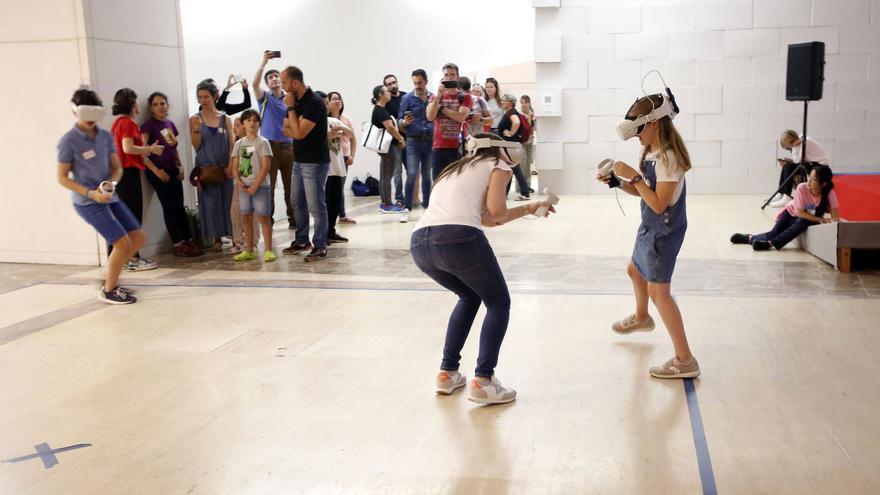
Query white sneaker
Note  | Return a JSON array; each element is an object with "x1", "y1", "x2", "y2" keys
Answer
[
  {"x1": 436, "y1": 370, "x2": 467, "y2": 395},
  {"x1": 399, "y1": 209, "x2": 410, "y2": 223},
  {"x1": 769, "y1": 192, "x2": 782, "y2": 202},
  {"x1": 770, "y1": 194, "x2": 792, "y2": 208},
  {"x1": 126, "y1": 258, "x2": 158, "y2": 272},
  {"x1": 468, "y1": 375, "x2": 517, "y2": 404}
]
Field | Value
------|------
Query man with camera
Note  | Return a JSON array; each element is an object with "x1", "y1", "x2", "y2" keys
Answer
[
  {"x1": 253, "y1": 50, "x2": 296, "y2": 230},
  {"x1": 426, "y1": 62, "x2": 472, "y2": 180}
]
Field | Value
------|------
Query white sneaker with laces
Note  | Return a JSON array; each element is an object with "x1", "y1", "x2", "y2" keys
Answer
[
  {"x1": 769, "y1": 194, "x2": 792, "y2": 208},
  {"x1": 468, "y1": 375, "x2": 517, "y2": 404},
  {"x1": 399, "y1": 209, "x2": 410, "y2": 223},
  {"x1": 436, "y1": 371, "x2": 466, "y2": 395}
]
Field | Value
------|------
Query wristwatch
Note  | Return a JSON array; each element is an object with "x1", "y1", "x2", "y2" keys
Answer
[
  {"x1": 286, "y1": 106, "x2": 296, "y2": 113},
  {"x1": 630, "y1": 174, "x2": 643, "y2": 185}
]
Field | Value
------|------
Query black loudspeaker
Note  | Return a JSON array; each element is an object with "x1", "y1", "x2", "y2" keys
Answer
[{"x1": 786, "y1": 42, "x2": 825, "y2": 101}]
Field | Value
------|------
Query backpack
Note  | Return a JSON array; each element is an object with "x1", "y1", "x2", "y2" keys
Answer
[
  {"x1": 518, "y1": 112, "x2": 533, "y2": 144},
  {"x1": 350, "y1": 177, "x2": 371, "y2": 196}
]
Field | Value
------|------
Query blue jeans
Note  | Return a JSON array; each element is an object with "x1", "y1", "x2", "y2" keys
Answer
[
  {"x1": 238, "y1": 186, "x2": 272, "y2": 216},
  {"x1": 410, "y1": 225, "x2": 511, "y2": 377},
  {"x1": 431, "y1": 148, "x2": 460, "y2": 182},
  {"x1": 405, "y1": 139, "x2": 433, "y2": 209},
  {"x1": 291, "y1": 161, "x2": 329, "y2": 249},
  {"x1": 751, "y1": 210, "x2": 816, "y2": 249}
]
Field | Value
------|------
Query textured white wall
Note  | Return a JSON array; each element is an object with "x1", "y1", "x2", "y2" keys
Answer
[
  {"x1": 534, "y1": 0, "x2": 880, "y2": 194},
  {"x1": 0, "y1": 0, "x2": 191, "y2": 264}
]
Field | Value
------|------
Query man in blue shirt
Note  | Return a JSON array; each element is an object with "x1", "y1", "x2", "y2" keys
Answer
[
  {"x1": 398, "y1": 69, "x2": 435, "y2": 221},
  {"x1": 253, "y1": 51, "x2": 295, "y2": 230}
]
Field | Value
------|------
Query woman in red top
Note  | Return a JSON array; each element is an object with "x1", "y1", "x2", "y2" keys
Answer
[{"x1": 110, "y1": 88, "x2": 164, "y2": 271}]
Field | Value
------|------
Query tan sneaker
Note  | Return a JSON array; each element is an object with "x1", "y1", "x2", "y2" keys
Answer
[
  {"x1": 649, "y1": 356, "x2": 700, "y2": 379},
  {"x1": 436, "y1": 371, "x2": 467, "y2": 395},
  {"x1": 612, "y1": 314, "x2": 655, "y2": 334}
]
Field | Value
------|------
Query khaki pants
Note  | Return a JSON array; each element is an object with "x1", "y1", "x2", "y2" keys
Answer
[{"x1": 269, "y1": 141, "x2": 295, "y2": 226}]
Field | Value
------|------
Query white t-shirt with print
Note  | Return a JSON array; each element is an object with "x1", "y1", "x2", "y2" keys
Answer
[
  {"x1": 415, "y1": 156, "x2": 512, "y2": 231},
  {"x1": 327, "y1": 117, "x2": 348, "y2": 177},
  {"x1": 791, "y1": 135, "x2": 829, "y2": 165},
  {"x1": 232, "y1": 135, "x2": 273, "y2": 187},
  {"x1": 644, "y1": 149, "x2": 686, "y2": 207}
]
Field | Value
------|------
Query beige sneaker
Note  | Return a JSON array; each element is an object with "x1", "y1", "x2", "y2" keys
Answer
[
  {"x1": 649, "y1": 356, "x2": 700, "y2": 379},
  {"x1": 612, "y1": 314, "x2": 655, "y2": 334},
  {"x1": 436, "y1": 370, "x2": 467, "y2": 395}
]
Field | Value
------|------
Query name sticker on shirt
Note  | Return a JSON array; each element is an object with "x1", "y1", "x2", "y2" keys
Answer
[{"x1": 82, "y1": 149, "x2": 97, "y2": 160}]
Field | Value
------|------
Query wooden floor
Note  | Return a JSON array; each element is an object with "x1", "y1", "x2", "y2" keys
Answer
[{"x1": 1, "y1": 194, "x2": 878, "y2": 494}]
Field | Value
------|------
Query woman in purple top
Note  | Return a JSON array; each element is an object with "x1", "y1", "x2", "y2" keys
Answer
[{"x1": 140, "y1": 92, "x2": 201, "y2": 257}]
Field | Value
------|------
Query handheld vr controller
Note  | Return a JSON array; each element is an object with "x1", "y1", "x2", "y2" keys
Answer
[
  {"x1": 534, "y1": 187, "x2": 559, "y2": 217},
  {"x1": 598, "y1": 158, "x2": 621, "y2": 188}
]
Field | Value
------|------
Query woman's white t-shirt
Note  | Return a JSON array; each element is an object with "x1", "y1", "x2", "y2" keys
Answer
[
  {"x1": 415, "y1": 156, "x2": 512, "y2": 230},
  {"x1": 327, "y1": 117, "x2": 347, "y2": 177}
]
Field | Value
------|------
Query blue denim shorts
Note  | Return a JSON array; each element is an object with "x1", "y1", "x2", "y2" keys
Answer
[
  {"x1": 239, "y1": 186, "x2": 271, "y2": 216},
  {"x1": 73, "y1": 200, "x2": 141, "y2": 244}
]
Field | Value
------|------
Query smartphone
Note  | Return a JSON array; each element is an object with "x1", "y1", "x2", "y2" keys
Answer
[
  {"x1": 404, "y1": 110, "x2": 413, "y2": 118},
  {"x1": 268, "y1": 50, "x2": 281, "y2": 58},
  {"x1": 233, "y1": 74, "x2": 244, "y2": 83},
  {"x1": 442, "y1": 80, "x2": 458, "y2": 89}
]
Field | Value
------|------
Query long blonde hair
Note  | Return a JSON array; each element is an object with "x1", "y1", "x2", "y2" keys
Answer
[
  {"x1": 434, "y1": 133, "x2": 502, "y2": 185},
  {"x1": 629, "y1": 94, "x2": 691, "y2": 173}
]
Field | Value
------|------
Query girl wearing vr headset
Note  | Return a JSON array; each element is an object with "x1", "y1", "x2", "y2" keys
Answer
[
  {"x1": 57, "y1": 89, "x2": 145, "y2": 305},
  {"x1": 598, "y1": 93, "x2": 699, "y2": 379},
  {"x1": 411, "y1": 133, "x2": 555, "y2": 404}
]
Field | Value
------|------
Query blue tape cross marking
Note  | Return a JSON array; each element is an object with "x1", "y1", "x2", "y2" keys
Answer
[
  {"x1": 2, "y1": 443, "x2": 91, "y2": 469},
  {"x1": 683, "y1": 378, "x2": 717, "y2": 495}
]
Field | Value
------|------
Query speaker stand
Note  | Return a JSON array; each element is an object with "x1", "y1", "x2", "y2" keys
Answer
[{"x1": 762, "y1": 100, "x2": 810, "y2": 209}]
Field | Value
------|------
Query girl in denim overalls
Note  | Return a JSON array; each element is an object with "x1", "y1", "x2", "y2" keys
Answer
[{"x1": 598, "y1": 94, "x2": 699, "y2": 379}]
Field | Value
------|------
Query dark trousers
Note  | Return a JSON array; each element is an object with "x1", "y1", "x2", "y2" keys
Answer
[
  {"x1": 751, "y1": 210, "x2": 816, "y2": 249},
  {"x1": 110, "y1": 167, "x2": 143, "y2": 257},
  {"x1": 410, "y1": 225, "x2": 511, "y2": 377},
  {"x1": 379, "y1": 146, "x2": 399, "y2": 206},
  {"x1": 431, "y1": 148, "x2": 461, "y2": 182},
  {"x1": 269, "y1": 141, "x2": 295, "y2": 226},
  {"x1": 340, "y1": 157, "x2": 350, "y2": 218},
  {"x1": 778, "y1": 161, "x2": 820, "y2": 196},
  {"x1": 145, "y1": 169, "x2": 192, "y2": 244},
  {"x1": 394, "y1": 144, "x2": 406, "y2": 203},
  {"x1": 326, "y1": 175, "x2": 344, "y2": 237},
  {"x1": 505, "y1": 164, "x2": 530, "y2": 198}
]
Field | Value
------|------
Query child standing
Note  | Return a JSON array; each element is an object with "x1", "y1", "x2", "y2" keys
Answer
[
  {"x1": 598, "y1": 93, "x2": 698, "y2": 379},
  {"x1": 58, "y1": 89, "x2": 144, "y2": 304},
  {"x1": 228, "y1": 116, "x2": 261, "y2": 254},
  {"x1": 231, "y1": 109, "x2": 275, "y2": 262},
  {"x1": 731, "y1": 165, "x2": 839, "y2": 250}
]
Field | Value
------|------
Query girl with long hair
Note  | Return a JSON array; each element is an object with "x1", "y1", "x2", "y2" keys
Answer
[
  {"x1": 411, "y1": 133, "x2": 555, "y2": 404},
  {"x1": 731, "y1": 165, "x2": 839, "y2": 250},
  {"x1": 328, "y1": 91, "x2": 358, "y2": 225},
  {"x1": 483, "y1": 78, "x2": 503, "y2": 133},
  {"x1": 598, "y1": 93, "x2": 698, "y2": 379}
]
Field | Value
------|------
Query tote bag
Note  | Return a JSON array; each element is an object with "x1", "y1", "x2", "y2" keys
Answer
[{"x1": 361, "y1": 121, "x2": 394, "y2": 154}]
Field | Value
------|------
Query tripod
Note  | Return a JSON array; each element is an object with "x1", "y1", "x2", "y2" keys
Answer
[{"x1": 762, "y1": 100, "x2": 810, "y2": 210}]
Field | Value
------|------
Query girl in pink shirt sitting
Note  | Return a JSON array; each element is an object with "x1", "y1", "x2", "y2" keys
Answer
[{"x1": 731, "y1": 165, "x2": 839, "y2": 250}]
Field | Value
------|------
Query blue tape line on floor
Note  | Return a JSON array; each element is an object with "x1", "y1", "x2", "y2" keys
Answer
[{"x1": 684, "y1": 378, "x2": 717, "y2": 495}]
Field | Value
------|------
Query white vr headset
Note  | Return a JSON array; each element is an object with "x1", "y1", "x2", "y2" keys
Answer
[
  {"x1": 72, "y1": 104, "x2": 106, "y2": 122},
  {"x1": 614, "y1": 92, "x2": 679, "y2": 141},
  {"x1": 464, "y1": 135, "x2": 523, "y2": 164}
]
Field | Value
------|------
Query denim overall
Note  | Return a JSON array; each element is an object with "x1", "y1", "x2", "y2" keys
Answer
[{"x1": 631, "y1": 159, "x2": 687, "y2": 283}]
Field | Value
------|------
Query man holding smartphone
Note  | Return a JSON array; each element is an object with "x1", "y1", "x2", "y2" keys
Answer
[
  {"x1": 426, "y1": 62, "x2": 472, "y2": 181},
  {"x1": 399, "y1": 69, "x2": 434, "y2": 217},
  {"x1": 253, "y1": 50, "x2": 296, "y2": 230}
]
